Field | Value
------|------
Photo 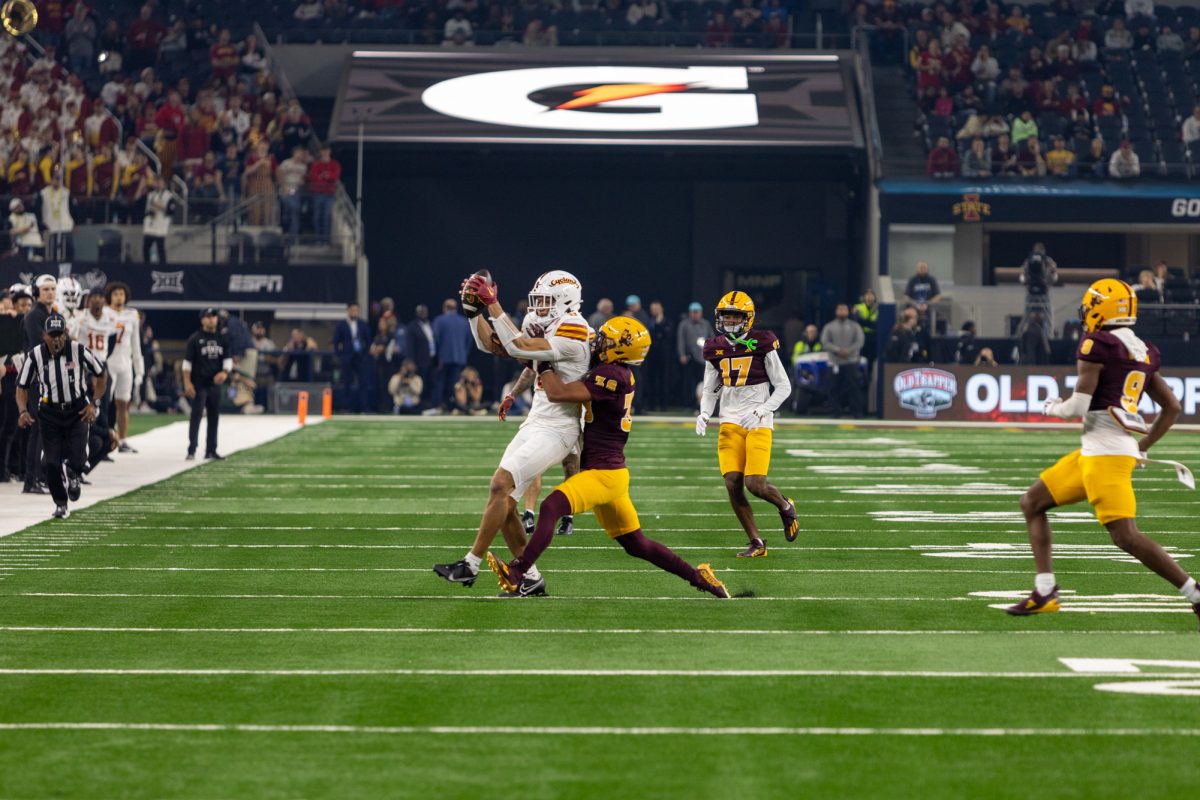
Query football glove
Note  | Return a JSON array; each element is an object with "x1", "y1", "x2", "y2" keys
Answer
[
  {"x1": 465, "y1": 275, "x2": 498, "y2": 306},
  {"x1": 695, "y1": 412, "x2": 710, "y2": 437},
  {"x1": 498, "y1": 394, "x2": 514, "y2": 422},
  {"x1": 739, "y1": 407, "x2": 770, "y2": 430}
]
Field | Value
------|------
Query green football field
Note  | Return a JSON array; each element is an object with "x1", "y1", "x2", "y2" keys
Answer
[{"x1": 2, "y1": 418, "x2": 1199, "y2": 799}]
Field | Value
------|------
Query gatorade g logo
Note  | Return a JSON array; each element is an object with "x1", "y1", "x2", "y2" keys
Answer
[{"x1": 422, "y1": 66, "x2": 759, "y2": 132}]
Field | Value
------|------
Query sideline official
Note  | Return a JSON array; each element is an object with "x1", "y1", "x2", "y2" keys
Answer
[
  {"x1": 183, "y1": 308, "x2": 231, "y2": 460},
  {"x1": 15, "y1": 314, "x2": 107, "y2": 519}
]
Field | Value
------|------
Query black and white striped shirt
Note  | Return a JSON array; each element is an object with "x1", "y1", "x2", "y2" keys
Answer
[{"x1": 17, "y1": 340, "x2": 105, "y2": 405}]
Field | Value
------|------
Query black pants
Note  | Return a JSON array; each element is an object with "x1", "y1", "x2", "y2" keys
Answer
[
  {"x1": 828, "y1": 364, "x2": 864, "y2": 418},
  {"x1": 24, "y1": 415, "x2": 43, "y2": 488},
  {"x1": 0, "y1": 372, "x2": 16, "y2": 479},
  {"x1": 188, "y1": 384, "x2": 221, "y2": 455},
  {"x1": 39, "y1": 405, "x2": 88, "y2": 506},
  {"x1": 341, "y1": 353, "x2": 370, "y2": 412},
  {"x1": 143, "y1": 235, "x2": 167, "y2": 264}
]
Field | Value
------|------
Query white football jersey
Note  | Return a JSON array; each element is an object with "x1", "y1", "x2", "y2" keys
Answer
[
  {"x1": 70, "y1": 307, "x2": 119, "y2": 363},
  {"x1": 108, "y1": 306, "x2": 144, "y2": 373},
  {"x1": 520, "y1": 313, "x2": 593, "y2": 436}
]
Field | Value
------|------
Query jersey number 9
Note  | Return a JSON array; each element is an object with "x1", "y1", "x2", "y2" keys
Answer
[{"x1": 1121, "y1": 370, "x2": 1146, "y2": 414}]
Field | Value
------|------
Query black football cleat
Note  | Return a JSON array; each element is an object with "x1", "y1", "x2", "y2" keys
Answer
[
  {"x1": 780, "y1": 497, "x2": 799, "y2": 542},
  {"x1": 1006, "y1": 586, "x2": 1061, "y2": 616},
  {"x1": 522, "y1": 510, "x2": 535, "y2": 536},
  {"x1": 432, "y1": 559, "x2": 478, "y2": 587},
  {"x1": 23, "y1": 482, "x2": 48, "y2": 495},
  {"x1": 118, "y1": 443, "x2": 138, "y2": 454},
  {"x1": 737, "y1": 538, "x2": 767, "y2": 558},
  {"x1": 557, "y1": 515, "x2": 574, "y2": 536},
  {"x1": 497, "y1": 575, "x2": 548, "y2": 598},
  {"x1": 66, "y1": 469, "x2": 81, "y2": 502},
  {"x1": 52, "y1": 505, "x2": 70, "y2": 520},
  {"x1": 204, "y1": 452, "x2": 225, "y2": 461},
  {"x1": 185, "y1": 451, "x2": 196, "y2": 461},
  {"x1": 1191, "y1": 603, "x2": 1200, "y2": 634}
]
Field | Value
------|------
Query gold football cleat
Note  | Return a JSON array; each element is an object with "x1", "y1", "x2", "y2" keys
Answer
[
  {"x1": 487, "y1": 552, "x2": 521, "y2": 594},
  {"x1": 696, "y1": 563, "x2": 731, "y2": 599}
]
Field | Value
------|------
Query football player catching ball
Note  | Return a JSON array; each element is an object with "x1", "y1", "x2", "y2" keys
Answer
[
  {"x1": 696, "y1": 292, "x2": 798, "y2": 558},
  {"x1": 1011, "y1": 278, "x2": 1200, "y2": 630},
  {"x1": 433, "y1": 270, "x2": 592, "y2": 597},
  {"x1": 489, "y1": 316, "x2": 730, "y2": 599}
]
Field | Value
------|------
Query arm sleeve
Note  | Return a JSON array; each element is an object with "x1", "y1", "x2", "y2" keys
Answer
[
  {"x1": 492, "y1": 313, "x2": 581, "y2": 362},
  {"x1": 183, "y1": 335, "x2": 198, "y2": 370},
  {"x1": 929, "y1": 277, "x2": 942, "y2": 296},
  {"x1": 676, "y1": 325, "x2": 688, "y2": 359},
  {"x1": 16, "y1": 351, "x2": 35, "y2": 389},
  {"x1": 819, "y1": 323, "x2": 835, "y2": 351},
  {"x1": 469, "y1": 316, "x2": 494, "y2": 355},
  {"x1": 81, "y1": 345, "x2": 105, "y2": 377},
  {"x1": 699, "y1": 360, "x2": 721, "y2": 417},
  {"x1": 850, "y1": 322, "x2": 865, "y2": 358},
  {"x1": 222, "y1": 358, "x2": 233, "y2": 372},
  {"x1": 131, "y1": 316, "x2": 144, "y2": 375},
  {"x1": 762, "y1": 350, "x2": 792, "y2": 414}
]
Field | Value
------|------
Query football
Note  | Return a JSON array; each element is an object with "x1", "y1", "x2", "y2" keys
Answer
[{"x1": 460, "y1": 269, "x2": 493, "y2": 318}]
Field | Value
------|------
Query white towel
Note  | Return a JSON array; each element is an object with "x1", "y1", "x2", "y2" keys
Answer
[{"x1": 1108, "y1": 327, "x2": 1149, "y2": 364}]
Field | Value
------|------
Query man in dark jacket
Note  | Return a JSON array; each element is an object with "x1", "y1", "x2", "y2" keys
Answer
[
  {"x1": 332, "y1": 301, "x2": 372, "y2": 412},
  {"x1": 404, "y1": 304, "x2": 435, "y2": 408}
]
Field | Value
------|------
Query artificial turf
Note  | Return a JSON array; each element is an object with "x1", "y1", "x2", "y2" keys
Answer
[{"x1": 0, "y1": 418, "x2": 1198, "y2": 799}]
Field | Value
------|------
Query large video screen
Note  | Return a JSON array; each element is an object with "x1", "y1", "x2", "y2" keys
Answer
[{"x1": 330, "y1": 50, "x2": 861, "y2": 148}]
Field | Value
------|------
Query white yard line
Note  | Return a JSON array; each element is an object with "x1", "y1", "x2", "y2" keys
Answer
[
  {"x1": 0, "y1": 722, "x2": 1197, "y2": 736},
  {"x1": 0, "y1": 418, "x2": 314, "y2": 539},
  {"x1": 0, "y1": 668, "x2": 1196, "y2": 679},
  {"x1": 10, "y1": 591, "x2": 973, "y2": 602},
  {"x1": 0, "y1": 625, "x2": 1183, "y2": 636}
]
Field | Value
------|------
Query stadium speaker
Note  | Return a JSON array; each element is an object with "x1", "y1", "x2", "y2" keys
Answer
[{"x1": 96, "y1": 228, "x2": 122, "y2": 262}]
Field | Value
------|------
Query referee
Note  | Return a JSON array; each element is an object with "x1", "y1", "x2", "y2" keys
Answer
[
  {"x1": 15, "y1": 314, "x2": 107, "y2": 519},
  {"x1": 183, "y1": 308, "x2": 231, "y2": 461}
]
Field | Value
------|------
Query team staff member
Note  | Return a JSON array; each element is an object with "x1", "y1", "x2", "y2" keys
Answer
[
  {"x1": 183, "y1": 308, "x2": 231, "y2": 461},
  {"x1": 16, "y1": 314, "x2": 107, "y2": 519},
  {"x1": 21, "y1": 275, "x2": 59, "y2": 495}
]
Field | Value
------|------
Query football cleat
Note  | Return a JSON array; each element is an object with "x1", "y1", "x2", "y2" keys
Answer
[
  {"x1": 737, "y1": 538, "x2": 767, "y2": 558},
  {"x1": 497, "y1": 575, "x2": 548, "y2": 598},
  {"x1": 432, "y1": 559, "x2": 478, "y2": 587},
  {"x1": 1192, "y1": 603, "x2": 1200, "y2": 633},
  {"x1": 487, "y1": 552, "x2": 523, "y2": 594},
  {"x1": 66, "y1": 468, "x2": 81, "y2": 502},
  {"x1": 22, "y1": 482, "x2": 48, "y2": 495},
  {"x1": 557, "y1": 515, "x2": 574, "y2": 536},
  {"x1": 52, "y1": 505, "x2": 70, "y2": 520},
  {"x1": 204, "y1": 452, "x2": 225, "y2": 460},
  {"x1": 695, "y1": 564, "x2": 731, "y2": 599},
  {"x1": 118, "y1": 443, "x2": 138, "y2": 454},
  {"x1": 522, "y1": 510, "x2": 535, "y2": 536},
  {"x1": 780, "y1": 497, "x2": 799, "y2": 542},
  {"x1": 1006, "y1": 586, "x2": 1061, "y2": 616},
  {"x1": 185, "y1": 451, "x2": 196, "y2": 461}
]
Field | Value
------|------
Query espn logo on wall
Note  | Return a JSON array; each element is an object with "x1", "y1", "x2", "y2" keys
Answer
[
  {"x1": 229, "y1": 274, "x2": 284, "y2": 293},
  {"x1": 885, "y1": 365, "x2": 1200, "y2": 423}
]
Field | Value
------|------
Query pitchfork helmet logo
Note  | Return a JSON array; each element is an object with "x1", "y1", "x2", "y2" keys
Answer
[{"x1": 422, "y1": 66, "x2": 760, "y2": 132}]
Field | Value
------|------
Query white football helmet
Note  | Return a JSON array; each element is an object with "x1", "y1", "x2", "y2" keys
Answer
[
  {"x1": 528, "y1": 269, "x2": 582, "y2": 323},
  {"x1": 58, "y1": 276, "x2": 83, "y2": 311}
]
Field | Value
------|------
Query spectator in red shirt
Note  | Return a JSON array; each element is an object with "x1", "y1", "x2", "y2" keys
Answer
[
  {"x1": 916, "y1": 40, "x2": 943, "y2": 92},
  {"x1": 209, "y1": 29, "x2": 240, "y2": 82},
  {"x1": 177, "y1": 107, "x2": 210, "y2": 175},
  {"x1": 705, "y1": 10, "x2": 732, "y2": 47},
  {"x1": 127, "y1": 4, "x2": 167, "y2": 72},
  {"x1": 926, "y1": 136, "x2": 960, "y2": 179},
  {"x1": 308, "y1": 144, "x2": 341, "y2": 245},
  {"x1": 153, "y1": 89, "x2": 186, "y2": 178},
  {"x1": 36, "y1": 0, "x2": 67, "y2": 43}
]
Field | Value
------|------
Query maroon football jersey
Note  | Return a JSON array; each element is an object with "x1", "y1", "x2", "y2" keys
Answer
[
  {"x1": 581, "y1": 362, "x2": 635, "y2": 471},
  {"x1": 701, "y1": 329, "x2": 780, "y2": 387},
  {"x1": 1077, "y1": 330, "x2": 1161, "y2": 412}
]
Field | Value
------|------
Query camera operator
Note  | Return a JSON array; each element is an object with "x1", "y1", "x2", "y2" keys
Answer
[
  {"x1": 1019, "y1": 242, "x2": 1058, "y2": 339},
  {"x1": 452, "y1": 365, "x2": 485, "y2": 415},
  {"x1": 388, "y1": 358, "x2": 424, "y2": 414}
]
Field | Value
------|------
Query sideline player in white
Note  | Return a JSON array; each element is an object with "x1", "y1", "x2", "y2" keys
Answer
[
  {"x1": 433, "y1": 270, "x2": 592, "y2": 597},
  {"x1": 56, "y1": 277, "x2": 84, "y2": 320},
  {"x1": 70, "y1": 289, "x2": 119, "y2": 367},
  {"x1": 104, "y1": 281, "x2": 144, "y2": 452}
]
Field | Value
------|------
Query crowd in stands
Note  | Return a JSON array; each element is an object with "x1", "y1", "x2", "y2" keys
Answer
[
  {"x1": 273, "y1": 0, "x2": 801, "y2": 47},
  {"x1": 857, "y1": 0, "x2": 1200, "y2": 179},
  {"x1": 0, "y1": 2, "x2": 343, "y2": 264}
]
